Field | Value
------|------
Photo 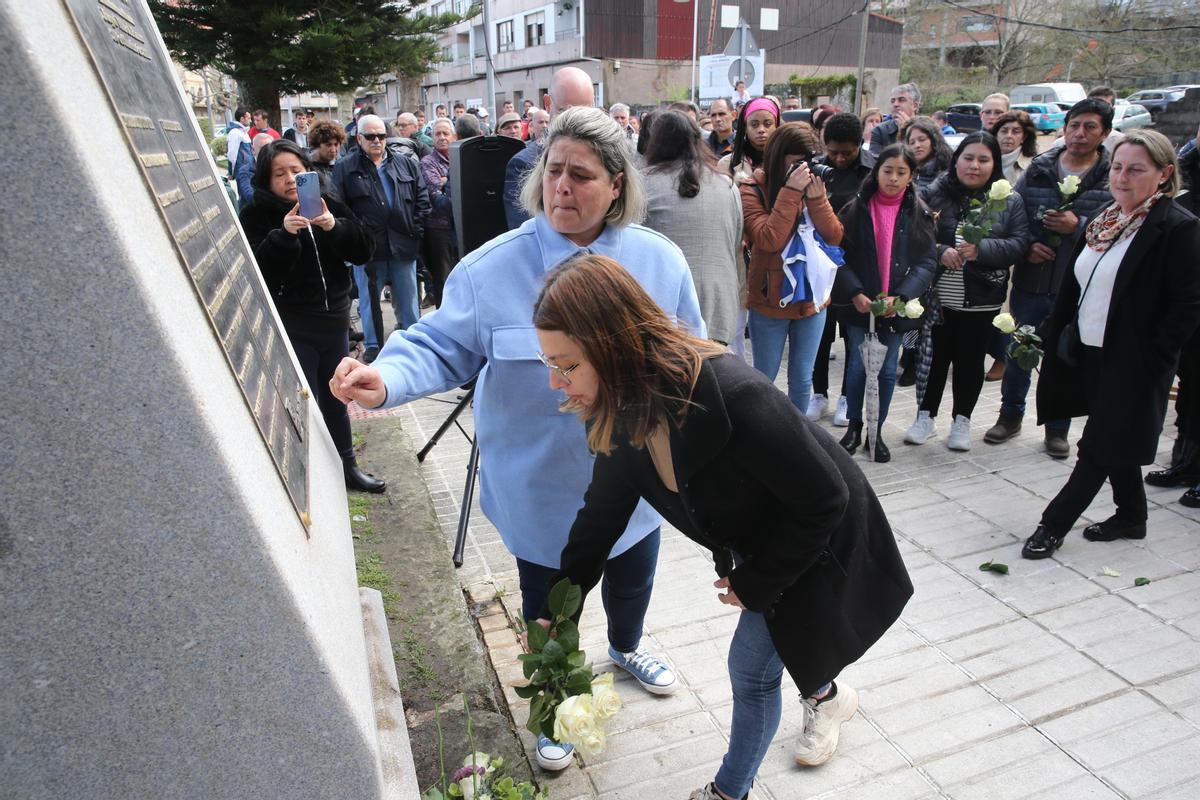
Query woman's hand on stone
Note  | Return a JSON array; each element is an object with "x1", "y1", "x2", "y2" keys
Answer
[{"x1": 330, "y1": 357, "x2": 386, "y2": 408}]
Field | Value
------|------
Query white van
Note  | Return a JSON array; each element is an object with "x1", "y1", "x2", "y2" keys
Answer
[{"x1": 1009, "y1": 83, "x2": 1087, "y2": 105}]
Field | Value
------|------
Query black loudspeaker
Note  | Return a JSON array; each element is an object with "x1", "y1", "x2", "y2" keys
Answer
[{"x1": 450, "y1": 135, "x2": 527, "y2": 256}]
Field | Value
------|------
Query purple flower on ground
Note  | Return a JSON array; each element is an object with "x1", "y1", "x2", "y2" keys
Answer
[{"x1": 451, "y1": 765, "x2": 486, "y2": 783}]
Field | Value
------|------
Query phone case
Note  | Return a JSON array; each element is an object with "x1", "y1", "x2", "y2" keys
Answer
[{"x1": 295, "y1": 172, "x2": 322, "y2": 219}]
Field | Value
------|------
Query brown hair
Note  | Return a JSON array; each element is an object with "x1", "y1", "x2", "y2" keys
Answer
[
  {"x1": 532, "y1": 254, "x2": 723, "y2": 454},
  {"x1": 308, "y1": 120, "x2": 346, "y2": 147},
  {"x1": 990, "y1": 110, "x2": 1038, "y2": 158},
  {"x1": 763, "y1": 122, "x2": 822, "y2": 209}
]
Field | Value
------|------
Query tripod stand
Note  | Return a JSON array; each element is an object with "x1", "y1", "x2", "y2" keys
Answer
[{"x1": 416, "y1": 383, "x2": 478, "y2": 568}]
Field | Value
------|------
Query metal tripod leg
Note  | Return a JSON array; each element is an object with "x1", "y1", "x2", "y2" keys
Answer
[
  {"x1": 452, "y1": 437, "x2": 479, "y2": 568},
  {"x1": 416, "y1": 386, "x2": 475, "y2": 463}
]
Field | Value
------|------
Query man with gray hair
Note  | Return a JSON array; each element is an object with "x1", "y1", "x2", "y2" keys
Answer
[
  {"x1": 330, "y1": 113, "x2": 431, "y2": 361},
  {"x1": 869, "y1": 82, "x2": 922, "y2": 155},
  {"x1": 610, "y1": 102, "x2": 632, "y2": 136},
  {"x1": 504, "y1": 66, "x2": 596, "y2": 228},
  {"x1": 393, "y1": 112, "x2": 431, "y2": 158}
]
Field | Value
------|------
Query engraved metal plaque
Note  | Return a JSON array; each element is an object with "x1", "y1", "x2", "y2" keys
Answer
[{"x1": 62, "y1": 0, "x2": 310, "y2": 522}]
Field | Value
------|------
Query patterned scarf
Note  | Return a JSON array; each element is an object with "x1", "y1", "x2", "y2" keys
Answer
[{"x1": 1085, "y1": 192, "x2": 1163, "y2": 252}]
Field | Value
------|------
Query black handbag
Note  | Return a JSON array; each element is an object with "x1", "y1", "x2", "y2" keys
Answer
[{"x1": 1057, "y1": 246, "x2": 1112, "y2": 368}]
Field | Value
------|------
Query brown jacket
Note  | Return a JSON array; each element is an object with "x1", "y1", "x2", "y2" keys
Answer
[{"x1": 741, "y1": 177, "x2": 843, "y2": 319}]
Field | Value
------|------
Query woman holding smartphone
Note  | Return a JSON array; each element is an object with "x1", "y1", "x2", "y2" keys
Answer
[{"x1": 238, "y1": 140, "x2": 383, "y2": 492}]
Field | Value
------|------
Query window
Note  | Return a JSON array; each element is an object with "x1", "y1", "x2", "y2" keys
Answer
[
  {"x1": 497, "y1": 20, "x2": 515, "y2": 52},
  {"x1": 525, "y1": 11, "x2": 545, "y2": 47}
]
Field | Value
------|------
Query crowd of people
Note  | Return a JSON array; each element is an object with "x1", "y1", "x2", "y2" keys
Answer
[{"x1": 227, "y1": 70, "x2": 1200, "y2": 800}]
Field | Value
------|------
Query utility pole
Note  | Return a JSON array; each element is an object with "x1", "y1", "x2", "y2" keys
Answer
[
  {"x1": 481, "y1": 0, "x2": 496, "y2": 120},
  {"x1": 855, "y1": 0, "x2": 870, "y2": 114},
  {"x1": 738, "y1": 20, "x2": 748, "y2": 84}
]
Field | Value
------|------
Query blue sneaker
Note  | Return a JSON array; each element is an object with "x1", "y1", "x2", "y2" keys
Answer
[
  {"x1": 535, "y1": 734, "x2": 574, "y2": 771},
  {"x1": 608, "y1": 645, "x2": 678, "y2": 695}
]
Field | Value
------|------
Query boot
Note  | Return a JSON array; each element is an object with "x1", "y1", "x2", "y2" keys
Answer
[
  {"x1": 873, "y1": 435, "x2": 891, "y2": 463},
  {"x1": 344, "y1": 457, "x2": 386, "y2": 493},
  {"x1": 1145, "y1": 459, "x2": 1200, "y2": 487},
  {"x1": 839, "y1": 421, "x2": 863, "y2": 455},
  {"x1": 984, "y1": 413, "x2": 1022, "y2": 444}
]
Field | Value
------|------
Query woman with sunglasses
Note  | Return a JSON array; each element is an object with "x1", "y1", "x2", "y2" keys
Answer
[{"x1": 532, "y1": 253, "x2": 912, "y2": 800}]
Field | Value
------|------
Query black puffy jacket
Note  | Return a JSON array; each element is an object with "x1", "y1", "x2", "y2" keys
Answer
[
  {"x1": 921, "y1": 173, "x2": 1033, "y2": 308},
  {"x1": 1012, "y1": 145, "x2": 1111, "y2": 295},
  {"x1": 239, "y1": 191, "x2": 373, "y2": 320}
]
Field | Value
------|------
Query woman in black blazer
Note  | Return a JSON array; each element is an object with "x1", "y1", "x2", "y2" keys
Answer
[
  {"x1": 1024, "y1": 130, "x2": 1200, "y2": 559},
  {"x1": 531, "y1": 254, "x2": 912, "y2": 800}
]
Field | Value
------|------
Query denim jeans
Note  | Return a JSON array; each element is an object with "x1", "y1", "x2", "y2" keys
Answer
[
  {"x1": 1001, "y1": 286, "x2": 1069, "y2": 432},
  {"x1": 369, "y1": 258, "x2": 420, "y2": 335},
  {"x1": 516, "y1": 527, "x2": 659, "y2": 654},
  {"x1": 748, "y1": 309, "x2": 827, "y2": 411},
  {"x1": 352, "y1": 264, "x2": 377, "y2": 351},
  {"x1": 843, "y1": 324, "x2": 904, "y2": 425}
]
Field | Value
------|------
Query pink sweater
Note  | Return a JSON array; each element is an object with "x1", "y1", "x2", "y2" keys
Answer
[{"x1": 868, "y1": 190, "x2": 905, "y2": 295}]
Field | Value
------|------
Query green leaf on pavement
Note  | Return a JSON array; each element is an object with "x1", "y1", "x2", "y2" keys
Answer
[
  {"x1": 1101, "y1": 566, "x2": 1121, "y2": 578},
  {"x1": 1134, "y1": 577, "x2": 1151, "y2": 586},
  {"x1": 979, "y1": 560, "x2": 1009, "y2": 575}
]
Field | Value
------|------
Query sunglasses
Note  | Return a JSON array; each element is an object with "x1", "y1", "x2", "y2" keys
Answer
[
  {"x1": 360, "y1": 132, "x2": 387, "y2": 141},
  {"x1": 537, "y1": 352, "x2": 580, "y2": 385}
]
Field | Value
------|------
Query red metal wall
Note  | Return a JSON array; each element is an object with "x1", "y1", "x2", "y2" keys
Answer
[{"x1": 656, "y1": 0, "x2": 695, "y2": 60}]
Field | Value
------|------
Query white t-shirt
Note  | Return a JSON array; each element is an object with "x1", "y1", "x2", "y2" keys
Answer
[{"x1": 1074, "y1": 235, "x2": 1134, "y2": 346}]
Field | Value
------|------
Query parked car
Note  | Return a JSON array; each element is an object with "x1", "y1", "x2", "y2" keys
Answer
[
  {"x1": 1113, "y1": 103, "x2": 1154, "y2": 131},
  {"x1": 1010, "y1": 83, "x2": 1087, "y2": 105},
  {"x1": 946, "y1": 103, "x2": 983, "y2": 133},
  {"x1": 781, "y1": 109, "x2": 813, "y2": 124},
  {"x1": 1012, "y1": 103, "x2": 1066, "y2": 133},
  {"x1": 1125, "y1": 89, "x2": 1174, "y2": 116}
]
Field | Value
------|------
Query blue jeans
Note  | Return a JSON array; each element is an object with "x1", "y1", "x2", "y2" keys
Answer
[
  {"x1": 843, "y1": 324, "x2": 904, "y2": 425},
  {"x1": 1001, "y1": 286, "x2": 1069, "y2": 432},
  {"x1": 516, "y1": 527, "x2": 659, "y2": 653},
  {"x1": 748, "y1": 309, "x2": 827, "y2": 411},
  {"x1": 714, "y1": 609, "x2": 785, "y2": 798},
  {"x1": 352, "y1": 265, "x2": 377, "y2": 350},
  {"x1": 370, "y1": 258, "x2": 420, "y2": 334}
]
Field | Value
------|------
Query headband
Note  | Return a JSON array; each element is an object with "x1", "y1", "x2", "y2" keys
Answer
[{"x1": 743, "y1": 97, "x2": 779, "y2": 120}]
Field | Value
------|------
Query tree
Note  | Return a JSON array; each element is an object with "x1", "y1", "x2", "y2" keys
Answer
[{"x1": 149, "y1": 1, "x2": 469, "y2": 127}]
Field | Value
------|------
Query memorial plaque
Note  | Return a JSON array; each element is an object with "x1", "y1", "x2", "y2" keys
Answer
[{"x1": 61, "y1": 0, "x2": 309, "y2": 521}]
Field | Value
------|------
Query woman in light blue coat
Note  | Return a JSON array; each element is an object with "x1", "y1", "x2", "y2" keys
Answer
[{"x1": 330, "y1": 107, "x2": 704, "y2": 771}]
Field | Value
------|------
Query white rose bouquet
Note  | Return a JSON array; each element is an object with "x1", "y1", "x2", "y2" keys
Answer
[
  {"x1": 1033, "y1": 175, "x2": 1082, "y2": 246},
  {"x1": 514, "y1": 579, "x2": 622, "y2": 760},
  {"x1": 992, "y1": 312, "x2": 1043, "y2": 370},
  {"x1": 956, "y1": 179, "x2": 1013, "y2": 246}
]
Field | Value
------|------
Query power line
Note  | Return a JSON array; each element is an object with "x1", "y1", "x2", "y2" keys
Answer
[{"x1": 936, "y1": 0, "x2": 1200, "y2": 34}]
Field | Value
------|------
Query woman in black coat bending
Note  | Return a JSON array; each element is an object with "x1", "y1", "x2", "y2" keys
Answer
[
  {"x1": 1024, "y1": 130, "x2": 1200, "y2": 559},
  {"x1": 532, "y1": 254, "x2": 912, "y2": 800},
  {"x1": 238, "y1": 140, "x2": 384, "y2": 492}
]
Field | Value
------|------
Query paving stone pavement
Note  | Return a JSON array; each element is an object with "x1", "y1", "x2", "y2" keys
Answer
[{"x1": 357, "y1": 335, "x2": 1200, "y2": 800}]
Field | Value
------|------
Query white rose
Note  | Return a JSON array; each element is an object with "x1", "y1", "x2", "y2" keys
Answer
[
  {"x1": 1058, "y1": 175, "x2": 1080, "y2": 197},
  {"x1": 590, "y1": 673, "x2": 623, "y2": 721},
  {"x1": 992, "y1": 312, "x2": 1017, "y2": 334},
  {"x1": 553, "y1": 693, "x2": 599, "y2": 746},
  {"x1": 988, "y1": 179, "x2": 1013, "y2": 202},
  {"x1": 903, "y1": 298, "x2": 924, "y2": 319},
  {"x1": 573, "y1": 726, "x2": 607, "y2": 760}
]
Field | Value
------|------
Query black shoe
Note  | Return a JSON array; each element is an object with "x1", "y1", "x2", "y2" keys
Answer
[
  {"x1": 984, "y1": 413, "x2": 1022, "y2": 444},
  {"x1": 345, "y1": 461, "x2": 386, "y2": 493},
  {"x1": 873, "y1": 436, "x2": 891, "y2": 463},
  {"x1": 363, "y1": 346, "x2": 380, "y2": 364},
  {"x1": 1044, "y1": 429, "x2": 1070, "y2": 459},
  {"x1": 897, "y1": 367, "x2": 917, "y2": 387},
  {"x1": 1181, "y1": 485, "x2": 1200, "y2": 508},
  {"x1": 1022, "y1": 525, "x2": 1066, "y2": 559},
  {"x1": 1145, "y1": 461, "x2": 1200, "y2": 488},
  {"x1": 839, "y1": 421, "x2": 863, "y2": 455},
  {"x1": 1083, "y1": 515, "x2": 1147, "y2": 541}
]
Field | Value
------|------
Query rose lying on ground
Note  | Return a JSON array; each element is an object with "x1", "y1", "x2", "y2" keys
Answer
[{"x1": 993, "y1": 312, "x2": 1017, "y2": 334}]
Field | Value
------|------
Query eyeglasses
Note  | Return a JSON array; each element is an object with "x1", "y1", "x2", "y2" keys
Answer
[
  {"x1": 537, "y1": 352, "x2": 580, "y2": 385},
  {"x1": 360, "y1": 132, "x2": 387, "y2": 141}
]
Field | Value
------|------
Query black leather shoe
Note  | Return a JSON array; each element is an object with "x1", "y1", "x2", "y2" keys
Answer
[
  {"x1": 1181, "y1": 486, "x2": 1200, "y2": 508},
  {"x1": 1145, "y1": 461, "x2": 1200, "y2": 487},
  {"x1": 1022, "y1": 525, "x2": 1066, "y2": 559},
  {"x1": 839, "y1": 421, "x2": 863, "y2": 455},
  {"x1": 1044, "y1": 429, "x2": 1070, "y2": 459},
  {"x1": 1083, "y1": 516, "x2": 1147, "y2": 541},
  {"x1": 873, "y1": 436, "x2": 891, "y2": 463},
  {"x1": 345, "y1": 461, "x2": 386, "y2": 493}
]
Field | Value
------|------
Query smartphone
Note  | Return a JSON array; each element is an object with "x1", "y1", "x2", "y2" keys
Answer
[{"x1": 295, "y1": 172, "x2": 322, "y2": 219}]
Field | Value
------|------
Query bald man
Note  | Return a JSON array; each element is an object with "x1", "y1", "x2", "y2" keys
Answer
[{"x1": 504, "y1": 66, "x2": 595, "y2": 228}]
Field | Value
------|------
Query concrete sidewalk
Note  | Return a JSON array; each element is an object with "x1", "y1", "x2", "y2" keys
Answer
[{"x1": 359, "y1": 351, "x2": 1200, "y2": 800}]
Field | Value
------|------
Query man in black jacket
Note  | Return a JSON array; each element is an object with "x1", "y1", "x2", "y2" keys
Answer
[
  {"x1": 815, "y1": 113, "x2": 874, "y2": 213},
  {"x1": 985, "y1": 98, "x2": 1114, "y2": 457},
  {"x1": 869, "y1": 83, "x2": 921, "y2": 156},
  {"x1": 330, "y1": 114, "x2": 431, "y2": 362},
  {"x1": 706, "y1": 98, "x2": 735, "y2": 158}
]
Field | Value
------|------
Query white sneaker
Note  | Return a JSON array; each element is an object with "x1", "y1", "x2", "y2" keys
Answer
[
  {"x1": 806, "y1": 393, "x2": 828, "y2": 422},
  {"x1": 904, "y1": 410, "x2": 937, "y2": 445},
  {"x1": 535, "y1": 734, "x2": 574, "y2": 771},
  {"x1": 948, "y1": 414, "x2": 973, "y2": 451},
  {"x1": 795, "y1": 683, "x2": 859, "y2": 766},
  {"x1": 688, "y1": 783, "x2": 762, "y2": 800},
  {"x1": 832, "y1": 396, "x2": 849, "y2": 427}
]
